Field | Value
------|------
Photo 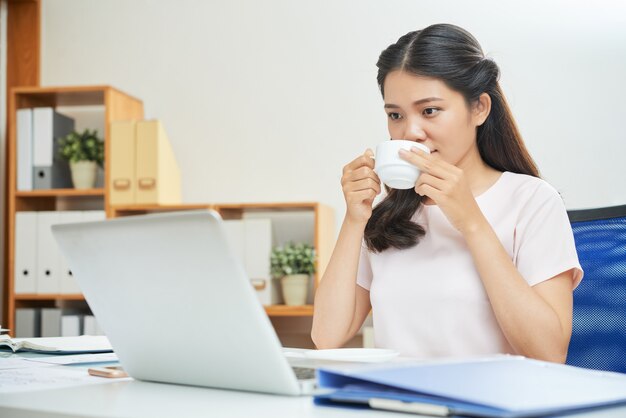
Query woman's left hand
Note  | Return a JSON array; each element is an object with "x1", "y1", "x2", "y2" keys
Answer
[{"x1": 399, "y1": 147, "x2": 486, "y2": 235}]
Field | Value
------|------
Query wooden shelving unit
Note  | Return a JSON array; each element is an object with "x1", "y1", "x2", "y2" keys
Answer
[
  {"x1": 3, "y1": 89, "x2": 335, "y2": 336},
  {"x1": 3, "y1": 85, "x2": 144, "y2": 332}
]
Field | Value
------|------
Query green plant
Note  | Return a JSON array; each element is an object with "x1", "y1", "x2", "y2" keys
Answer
[
  {"x1": 58, "y1": 129, "x2": 105, "y2": 167},
  {"x1": 270, "y1": 242, "x2": 316, "y2": 278}
]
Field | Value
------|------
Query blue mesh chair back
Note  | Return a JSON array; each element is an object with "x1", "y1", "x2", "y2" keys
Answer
[{"x1": 566, "y1": 205, "x2": 626, "y2": 372}]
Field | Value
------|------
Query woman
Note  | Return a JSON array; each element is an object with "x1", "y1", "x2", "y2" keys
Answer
[{"x1": 311, "y1": 23, "x2": 583, "y2": 362}]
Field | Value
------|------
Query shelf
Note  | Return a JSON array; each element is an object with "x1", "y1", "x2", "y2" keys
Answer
[
  {"x1": 16, "y1": 188, "x2": 105, "y2": 198},
  {"x1": 13, "y1": 85, "x2": 141, "y2": 108},
  {"x1": 111, "y1": 204, "x2": 216, "y2": 212},
  {"x1": 14, "y1": 294, "x2": 86, "y2": 301},
  {"x1": 12, "y1": 295, "x2": 314, "y2": 316},
  {"x1": 264, "y1": 305, "x2": 314, "y2": 317}
]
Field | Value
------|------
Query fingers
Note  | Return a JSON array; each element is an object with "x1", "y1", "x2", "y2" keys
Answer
[
  {"x1": 343, "y1": 149, "x2": 375, "y2": 175},
  {"x1": 341, "y1": 150, "x2": 382, "y2": 210},
  {"x1": 343, "y1": 165, "x2": 380, "y2": 184},
  {"x1": 346, "y1": 189, "x2": 378, "y2": 205},
  {"x1": 399, "y1": 148, "x2": 458, "y2": 180},
  {"x1": 415, "y1": 182, "x2": 443, "y2": 200},
  {"x1": 415, "y1": 173, "x2": 446, "y2": 193},
  {"x1": 343, "y1": 177, "x2": 382, "y2": 195}
]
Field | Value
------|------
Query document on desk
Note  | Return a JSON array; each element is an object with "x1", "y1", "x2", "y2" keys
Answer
[
  {"x1": 314, "y1": 356, "x2": 626, "y2": 417},
  {"x1": 0, "y1": 358, "x2": 55, "y2": 370},
  {"x1": 0, "y1": 366, "x2": 132, "y2": 393},
  {"x1": 25, "y1": 352, "x2": 118, "y2": 365}
]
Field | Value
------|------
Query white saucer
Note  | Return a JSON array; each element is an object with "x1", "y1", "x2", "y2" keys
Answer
[{"x1": 303, "y1": 348, "x2": 399, "y2": 363}]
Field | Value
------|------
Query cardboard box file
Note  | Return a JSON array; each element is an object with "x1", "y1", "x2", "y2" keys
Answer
[
  {"x1": 135, "y1": 120, "x2": 181, "y2": 205},
  {"x1": 109, "y1": 121, "x2": 137, "y2": 206}
]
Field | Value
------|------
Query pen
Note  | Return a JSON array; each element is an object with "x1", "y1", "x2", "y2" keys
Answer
[{"x1": 368, "y1": 398, "x2": 451, "y2": 416}]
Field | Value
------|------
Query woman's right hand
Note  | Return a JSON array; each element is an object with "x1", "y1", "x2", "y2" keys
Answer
[{"x1": 341, "y1": 149, "x2": 381, "y2": 225}]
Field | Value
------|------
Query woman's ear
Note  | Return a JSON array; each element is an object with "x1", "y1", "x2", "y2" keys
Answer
[{"x1": 473, "y1": 93, "x2": 491, "y2": 127}]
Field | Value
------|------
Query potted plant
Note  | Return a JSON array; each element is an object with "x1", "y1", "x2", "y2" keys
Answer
[
  {"x1": 270, "y1": 242, "x2": 316, "y2": 306},
  {"x1": 58, "y1": 129, "x2": 104, "y2": 189}
]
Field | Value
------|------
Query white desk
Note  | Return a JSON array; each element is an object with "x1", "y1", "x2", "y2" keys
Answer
[{"x1": 2, "y1": 352, "x2": 626, "y2": 418}]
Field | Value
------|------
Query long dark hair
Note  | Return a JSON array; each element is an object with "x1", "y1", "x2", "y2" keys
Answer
[{"x1": 364, "y1": 23, "x2": 539, "y2": 253}]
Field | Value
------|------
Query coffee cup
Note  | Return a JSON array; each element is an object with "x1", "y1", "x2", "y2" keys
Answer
[{"x1": 374, "y1": 140, "x2": 430, "y2": 189}]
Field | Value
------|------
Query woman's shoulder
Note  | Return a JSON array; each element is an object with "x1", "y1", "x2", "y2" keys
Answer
[
  {"x1": 500, "y1": 171, "x2": 561, "y2": 201},
  {"x1": 496, "y1": 172, "x2": 564, "y2": 217}
]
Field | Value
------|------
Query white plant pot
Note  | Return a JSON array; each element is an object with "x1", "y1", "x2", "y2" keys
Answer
[
  {"x1": 70, "y1": 161, "x2": 98, "y2": 189},
  {"x1": 281, "y1": 274, "x2": 309, "y2": 306}
]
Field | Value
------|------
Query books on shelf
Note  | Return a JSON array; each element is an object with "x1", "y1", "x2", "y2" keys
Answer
[
  {"x1": 109, "y1": 119, "x2": 181, "y2": 206},
  {"x1": 16, "y1": 107, "x2": 75, "y2": 191}
]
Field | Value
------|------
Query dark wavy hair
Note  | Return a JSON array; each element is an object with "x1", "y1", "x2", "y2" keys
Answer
[{"x1": 364, "y1": 23, "x2": 539, "y2": 253}]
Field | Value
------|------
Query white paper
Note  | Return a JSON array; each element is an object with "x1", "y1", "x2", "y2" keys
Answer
[
  {"x1": 25, "y1": 352, "x2": 118, "y2": 365},
  {"x1": 0, "y1": 366, "x2": 131, "y2": 393},
  {"x1": 0, "y1": 358, "x2": 55, "y2": 370}
]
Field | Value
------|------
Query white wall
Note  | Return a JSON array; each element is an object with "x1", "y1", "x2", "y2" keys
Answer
[{"x1": 42, "y1": 0, "x2": 626, "y2": 235}]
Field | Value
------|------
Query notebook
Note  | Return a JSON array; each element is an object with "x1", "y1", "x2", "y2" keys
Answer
[{"x1": 0, "y1": 335, "x2": 112, "y2": 354}]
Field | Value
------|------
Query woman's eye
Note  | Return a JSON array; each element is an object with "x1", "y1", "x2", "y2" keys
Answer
[
  {"x1": 423, "y1": 108, "x2": 440, "y2": 116},
  {"x1": 387, "y1": 112, "x2": 402, "y2": 121}
]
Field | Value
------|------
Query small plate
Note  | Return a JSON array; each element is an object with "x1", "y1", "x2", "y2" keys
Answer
[{"x1": 303, "y1": 348, "x2": 399, "y2": 363}]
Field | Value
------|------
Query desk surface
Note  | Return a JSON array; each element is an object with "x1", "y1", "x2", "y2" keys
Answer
[{"x1": 2, "y1": 352, "x2": 626, "y2": 418}]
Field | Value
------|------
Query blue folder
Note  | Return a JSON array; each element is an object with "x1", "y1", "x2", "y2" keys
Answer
[{"x1": 314, "y1": 356, "x2": 626, "y2": 417}]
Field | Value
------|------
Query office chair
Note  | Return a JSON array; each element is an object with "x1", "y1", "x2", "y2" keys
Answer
[{"x1": 566, "y1": 204, "x2": 626, "y2": 373}]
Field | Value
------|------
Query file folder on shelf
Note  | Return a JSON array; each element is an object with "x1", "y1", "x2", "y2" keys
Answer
[
  {"x1": 58, "y1": 211, "x2": 85, "y2": 294},
  {"x1": 314, "y1": 356, "x2": 626, "y2": 417},
  {"x1": 14, "y1": 212, "x2": 38, "y2": 294},
  {"x1": 135, "y1": 120, "x2": 181, "y2": 205},
  {"x1": 109, "y1": 121, "x2": 137, "y2": 205},
  {"x1": 36, "y1": 212, "x2": 62, "y2": 294},
  {"x1": 15, "y1": 308, "x2": 41, "y2": 338},
  {"x1": 32, "y1": 108, "x2": 74, "y2": 190},
  {"x1": 223, "y1": 219, "x2": 279, "y2": 305},
  {"x1": 16, "y1": 109, "x2": 33, "y2": 191},
  {"x1": 40, "y1": 308, "x2": 62, "y2": 338}
]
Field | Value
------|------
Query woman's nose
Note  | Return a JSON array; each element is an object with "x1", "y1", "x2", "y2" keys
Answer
[{"x1": 402, "y1": 120, "x2": 427, "y2": 142}]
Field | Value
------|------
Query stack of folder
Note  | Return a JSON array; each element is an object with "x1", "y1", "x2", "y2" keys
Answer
[
  {"x1": 314, "y1": 356, "x2": 626, "y2": 417},
  {"x1": 109, "y1": 120, "x2": 181, "y2": 206},
  {"x1": 14, "y1": 211, "x2": 106, "y2": 295}
]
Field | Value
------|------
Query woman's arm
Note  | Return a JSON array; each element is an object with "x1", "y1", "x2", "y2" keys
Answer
[
  {"x1": 311, "y1": 218, "x2": 372, "y2": 349},
  {"x1": 463, "y1": 221, "x2": 573, "y2": 362},
  {"x1": 311, "y1": 150, "x2": 379, "y2": 349}
]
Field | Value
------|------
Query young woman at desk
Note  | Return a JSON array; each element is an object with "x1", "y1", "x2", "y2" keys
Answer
[{"x1": 312, "y1": 24, "x2": 583, "y2": 362}]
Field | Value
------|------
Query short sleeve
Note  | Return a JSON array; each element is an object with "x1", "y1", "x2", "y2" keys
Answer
[
  {"x1": 356, "y1": 242, "x2": 373, "y2": 290},
  {"x1": 513, "y1": 182, "x2": 583, "y2": 288}
]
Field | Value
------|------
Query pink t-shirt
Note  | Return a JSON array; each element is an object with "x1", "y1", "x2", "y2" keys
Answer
[{"x1": 356, "y1": 172, "x2": 583, "y2": 359}]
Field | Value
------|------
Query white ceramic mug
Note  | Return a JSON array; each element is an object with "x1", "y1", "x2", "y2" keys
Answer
[{"x1": 374, "y1": 140, "x2": 430, "y2": 189}]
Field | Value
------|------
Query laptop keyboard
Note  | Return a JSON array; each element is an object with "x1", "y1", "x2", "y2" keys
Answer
[{"x1": 292, "y1": 366, "x2": 316, "y2": 380}]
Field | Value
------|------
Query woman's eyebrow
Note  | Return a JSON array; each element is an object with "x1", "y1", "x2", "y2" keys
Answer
[{"x1": 384, "y1": 97, "x2": 444, "y2": 109}]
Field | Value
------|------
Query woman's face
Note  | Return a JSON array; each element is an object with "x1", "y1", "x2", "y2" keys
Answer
[{"x1": 383, "y1": 70, "x2": 488, "y2": 169}]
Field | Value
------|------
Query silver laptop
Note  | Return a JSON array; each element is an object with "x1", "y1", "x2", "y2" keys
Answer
[{"x1": 51, "y1": 210, "x2": 316, "y2": 395}]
